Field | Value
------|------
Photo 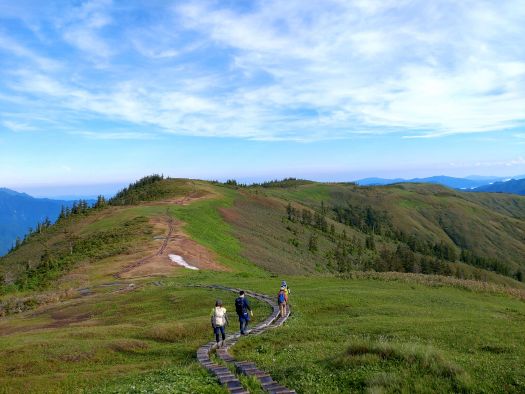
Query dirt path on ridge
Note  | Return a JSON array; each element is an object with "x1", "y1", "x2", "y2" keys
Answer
[{"x1": 116, "y1": 200, "x2": 228, "y2": 278}]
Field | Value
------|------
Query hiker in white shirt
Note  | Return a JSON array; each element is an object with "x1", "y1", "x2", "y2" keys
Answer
[{"x1": 210, "y1": 299, "x2": 229, "y2": 347}]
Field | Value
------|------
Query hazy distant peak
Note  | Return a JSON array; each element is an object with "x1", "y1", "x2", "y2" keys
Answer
[{"x1": 0, "y1": 188, "x2": 32, "y2": 198}]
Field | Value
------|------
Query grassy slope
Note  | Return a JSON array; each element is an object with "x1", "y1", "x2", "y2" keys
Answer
[
  {"x1": 0, "y1": 282, "x2": 268, "y2": 393},
  {"x1": 221, "y1": 191, "x2": 364, "y2": 275},
  {"x1": 3, "y1": 271, "x2": 523, "y2": 393},
  {"x1": 167, "y1": 186, "x2": 266, "y2": 275},
  {"x1": 0, "y1": 205, "x2": 161, "y2": 291},
  {"x1": 0, "y1": 179, "x2": 197, "y2": 284},
  {"x1": 256, "y1": 182, "x2": 525, "y2": 271},
  {"x1": 226, "y1": 274, "x2": 525, "y2": 393},
  {"x1": 221, "y1": 186, "x2": 524, "y2": 288},
  {"x1": 1, "y1": 179, "x2": 525, "y2": 393},
  {"x1": 0, "y1": 180, "x2": 270, "y2": 393}
]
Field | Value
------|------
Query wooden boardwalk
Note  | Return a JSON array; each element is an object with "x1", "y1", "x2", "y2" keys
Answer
[{"x1": 195, "y1": 285, "x2": 295, "y2": 394}]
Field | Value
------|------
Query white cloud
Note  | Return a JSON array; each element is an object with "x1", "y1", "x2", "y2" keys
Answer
[
  {"x1": 449, "y1": 156, "x2": 525, "y2": 168},
  {"x1": 73, "y1": 131, "x2": 156, "y2": 140},
  {"x1": 1, "y1": 0, "x2": 525, "y2": 141},
  {"x1": 63, "y1": 28, "x2": 113, "y2": 59},
  {"x1": 2, "y1": 120, "x2": 37, "y2": 132},
  {"x1": 61, "y1": 0, "x2": 114, "y2": 59},
  {"x1": 171, "y1": 0, "x2": 525, "y2": 139},
  {"x1": 0, "y1": 33, "x2": 60, "y2": 71}
]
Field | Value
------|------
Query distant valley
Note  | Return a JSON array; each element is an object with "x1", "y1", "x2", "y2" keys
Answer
[{"x1": 0, "y1": 188, "x2": 73, "y2": 256}]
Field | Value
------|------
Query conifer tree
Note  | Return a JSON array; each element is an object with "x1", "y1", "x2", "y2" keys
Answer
[
  {"x1": 308, "y1": 233, "x2": 318, "y2": 253},
  {"x1": 365, "y1": 235, "x2": 376, "y2": 250},
  {"x1": 95, "y1": 195, "x2": 106, "y2": 209},
  {"x1": 58, "y1": 206, "x2": 66, "y2": 221},
  {"x1": 43, "y1": 217, "x2": 51, "y2": 228}
]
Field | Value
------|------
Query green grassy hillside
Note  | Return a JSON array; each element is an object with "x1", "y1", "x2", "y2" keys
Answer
[
  {"x1": 238, "y1": 181, "x2": 525, "y2": 281},
  {"x1": 0, "y1": 176, "x2": 524, "y2": 393},
  {"x1": 2, "y1": 177, "x2": 525, "y2": 291},
  {"x1": 229, "y1": 274, "x2": 525, "y2": 393}
]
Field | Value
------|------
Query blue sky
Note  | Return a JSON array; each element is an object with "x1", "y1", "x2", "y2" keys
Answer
[{"x1": 1, "y1": 0, "x2": 525, "y2": 196}]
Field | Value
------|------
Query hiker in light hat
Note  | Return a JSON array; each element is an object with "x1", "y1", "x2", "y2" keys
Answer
[
  {"x1": 210, "y1": 299, "x2": 229, "y2": 347},
  {"x1": 277, "y1": 285, "x2": 289, "y2": 318}
]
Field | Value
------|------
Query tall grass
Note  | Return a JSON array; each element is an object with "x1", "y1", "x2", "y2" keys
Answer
[{"x1": 338, "y1": 271, "x2": 525, "y2": 300}]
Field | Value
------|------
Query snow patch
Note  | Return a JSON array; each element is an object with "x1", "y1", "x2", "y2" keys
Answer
[{"x1": 169, "y1": 254, "x2": 199, "y2": 270}]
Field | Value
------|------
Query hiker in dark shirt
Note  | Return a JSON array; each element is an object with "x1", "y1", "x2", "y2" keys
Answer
[
  {"x1": 235, "y1": 290, "x2": 253, "y2": 335},
  {"x1": 277, "y1": 286, "x2": 289, "y2": 318}
]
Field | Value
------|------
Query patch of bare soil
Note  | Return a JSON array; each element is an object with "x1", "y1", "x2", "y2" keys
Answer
[
  {"x1": 46, "y1": 311, "x2": 93, "y2": 328},
  {"x1": 143, "y1": 190, "x2": 212, "y2": 207},
  {"x1": 119, "y1": 224, "x2": 228, "y2": 278},
  {"x1": 118, "y1": 255, "x2": 177, "y2": 278},
  {"x1": 0, "y1": 307, "x2": 93, "y2": 336},
  {"x1": 117, "y1": 208, "x2": 228, "y2": 278},
  {"x1": 219, "y1": 206, "x2": 241, "y2": 222},
  {"x1": 245, "y1": 192, "x2": 285, "y2": 209}
]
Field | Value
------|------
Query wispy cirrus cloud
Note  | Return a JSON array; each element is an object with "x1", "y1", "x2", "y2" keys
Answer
[
  {"x1": 72, "y1": 131, "x2": 156, "y2": 140},
  {"x1": 175, "y1": 0, "x2": 525, "y2": 138},
  {"x1": 61, "y1": 0, "x2": 115, "y2": 60},
  {"x1": 0, "y1": 0, "x2": 524, "y2": 141},
  {"x1": 0, "y1": 33, "x2": 61, "y2": 71},
  {"x1": 2, "y1": 120, "x2": 37, "y2": 132},
  {"x1": 450, "y1": 156, "x2": 525, "y2": 169}
]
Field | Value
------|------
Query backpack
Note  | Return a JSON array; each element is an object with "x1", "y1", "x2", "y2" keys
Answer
[
  {"x1": 278, "y1": 290, "x2": 286, "y2": 304},
  {"x1": 235, "y1": 297, "x2": 245, "y2": 315},
  {"x1": 213, "y1": 307, "x2": 226, "y2": 326}
]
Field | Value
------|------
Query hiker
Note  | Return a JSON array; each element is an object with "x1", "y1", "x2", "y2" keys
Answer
[
  {"x1": 211, "y1": 299, "x2": 229, "y2": 347},
  {"x1": 281, "y1": 280, "x2": 291, "y2": 296},
  {"x1": 235, "y1": 290, "x2": 253, "y2": 335},
  {"x1": 278, "y1": 285, "x2": 289, "y2": 318}
]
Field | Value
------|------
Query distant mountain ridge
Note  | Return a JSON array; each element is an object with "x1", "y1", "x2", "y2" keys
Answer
[
  {"x1": 3, "y1": 177, "x2": 524, "y2": 294},
  {"x1": 0, "y1": 188, "x2": 71, "y2": 256},
  {"x1": 473, "y1": 178, "x2": 525, "y2": 195},
  {"x1": 356, "y1": 175, "x2": 512, "y2": 190}
]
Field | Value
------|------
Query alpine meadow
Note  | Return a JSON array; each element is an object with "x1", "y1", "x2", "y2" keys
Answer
[
  {"x1": 1, "y1": 177, "x2": 524, "y2": 393},
  {"x1": 2, "y1": 1, "x2": 525, "y2": 393}
]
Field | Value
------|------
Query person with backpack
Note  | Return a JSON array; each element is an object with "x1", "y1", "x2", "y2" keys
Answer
[
  {"x1": 278, "y1": 286, "x2": 289, "y2": 318},
  {"x1": 281, "y1": 280, "x2": 291, "y2": 296},
  {"x1": 235, "y1": 290, "x2": 253, "y2": 335},
  {"x1": 210, "y1": 299, "x2": 229, "y2": 347}
]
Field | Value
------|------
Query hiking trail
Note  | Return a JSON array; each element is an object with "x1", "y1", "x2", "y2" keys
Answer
[
  {"x1": 194, "y1": 285, "x2": 295, "y2": 394},
  {"x1": 115, "y1": 213, "x2": 174, "y2": 278}
]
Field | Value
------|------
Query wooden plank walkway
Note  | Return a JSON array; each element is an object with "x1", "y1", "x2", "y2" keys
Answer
[{"x1": 194, "y1": 285, "x2": 295, "y2": 394}]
